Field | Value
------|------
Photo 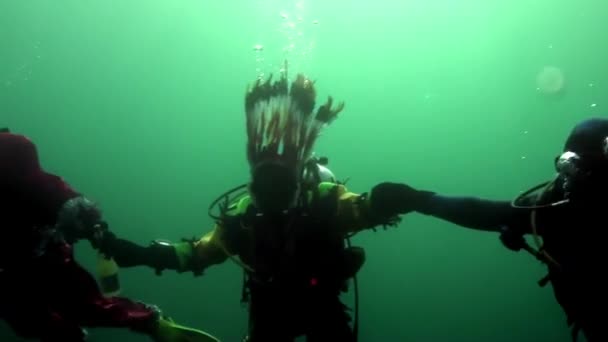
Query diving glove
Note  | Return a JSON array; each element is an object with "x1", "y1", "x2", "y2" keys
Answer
[
  {"x1": 152, "y1": 316, "x2": 220, "y2": 342},
  {"x1": 370, "y1": 182, "x2": 435, "y2": 218},
  {"x1": 499, "y1": 226, "x2": 527, "y2": 252}
]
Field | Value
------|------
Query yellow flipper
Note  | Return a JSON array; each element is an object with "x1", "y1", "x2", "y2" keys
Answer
[{"x1": 153, "y1": 317, "x2": 220, "y2": 342}]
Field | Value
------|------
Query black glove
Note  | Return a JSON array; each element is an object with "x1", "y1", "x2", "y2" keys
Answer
[
  {"x1": 370, "y1": 182, "x2": 435, "y2": 219},
  {"x1": 95, "y1": 234, "x2": 184, "y2": 274},
  {"x1": 95, "y1": 229, "x2": 118, "y2": 257},
  {"x1": 499, "y1": 225, "x2": 526, "y2": 251}
]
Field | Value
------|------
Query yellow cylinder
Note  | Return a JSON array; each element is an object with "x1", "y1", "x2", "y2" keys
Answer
[{"x1": 97, "y1": 252, "x2": 121, "y2": 297}]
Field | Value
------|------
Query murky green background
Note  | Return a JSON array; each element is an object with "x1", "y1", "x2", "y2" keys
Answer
[{"x1": 2, "y1": 1, "x2": 606, "y2": 341}]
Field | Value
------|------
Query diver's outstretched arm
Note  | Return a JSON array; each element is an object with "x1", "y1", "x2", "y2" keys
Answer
[
  {"x1": 97, "y1": 232, "x2": 187, "y2": 273},
  {"x1": 368, "y1": 182, "x2": 532, "y2": 233},
  {"x1": 96, "y1": 232, "x2": 175, "y2": 268},
  {"x1": 327, "y1": 181, "x2": 531, "y2": 236},
  {"x1": 416, "y1": 194, "x2": 531, "y2": 232},
  {"x1": 97, "y1": 227, "x2": 228, "y2": 276},
  {"x1": 58, "y1": 253, "x2": 221, "y2": 342}
]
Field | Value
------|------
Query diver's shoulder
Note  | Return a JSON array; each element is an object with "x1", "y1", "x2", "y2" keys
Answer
[
  {"x1": 317, "y1": 182, "x2": 346, "y2": 191},
  {"x1": 316, "y1": 181, "x2": 348, "y2": 197},
  {"x1": 224, "y1": 195, "x2": 253, "y2": 217}
]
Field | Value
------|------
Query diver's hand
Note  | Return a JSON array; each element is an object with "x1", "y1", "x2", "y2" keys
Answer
[
  {"x1": 370, "y1": 182, "x2": 435, "y2": 218},
  {"x1": 56, "y1": 196, "x2": 107, "y2": 244},
  {"x1": 499, "y1": 226, "x2": 526, "y2": 251}
]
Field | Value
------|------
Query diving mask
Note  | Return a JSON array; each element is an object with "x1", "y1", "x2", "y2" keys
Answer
[
  {"x1": 555, "y1": 151, "x2": 584, "y2": 195},
  {"x1": 514, "y1": 135, "x2": 608, "y2": 208},
  {"x1": 555, "y1": 135, "x2": 608, "y2": 196}
]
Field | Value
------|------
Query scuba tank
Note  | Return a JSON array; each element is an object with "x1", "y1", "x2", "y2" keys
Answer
[{"x1": 96, "y1": 251, "x2": 121, "y2": 297}]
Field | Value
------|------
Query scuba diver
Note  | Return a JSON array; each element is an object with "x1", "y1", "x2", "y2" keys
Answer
[
  {"x1": 0, "y1": 129, "x2": 220, "y2": 342},
  {"x1": 367, "y1": 117, "x2": 608, "y2": 341},
  {"x1": 93, "y1": 72, "x2": 412, "y2": 341}
]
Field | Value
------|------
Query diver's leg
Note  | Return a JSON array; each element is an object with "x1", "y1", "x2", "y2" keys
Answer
[
  {"x1": 558, "y1": 281, "x2": 608, "y2": 342},
  {"x1": 247, "y1": 316, "x2": 296, "y2": 341},
  {"x1": 38, "y1": 315, "x2": 88, "y2": 342},
  {"x1": 578, "y1": 316, "x2": 608, "y2": 342},
  {"x1": 307, "y1": 297, "x2": 355, "y2": 342},
  {"x1": 2, "y1": 308, "x2": 87, "y2": 341},
  {"x1": 307, "y1": 317, "x2": 354, "y2": 342},
  {"x1": 0, "y1": 296, "x2": 86, "y2": 342},
  {"x1": 48, "y1": 253, "x2": 159, "y2": 333},
  {"x1": 0, "y1": 264, "x2": 86, "y2": 341},
  {"x1": 49, "y1": 250, "x2": 218, "y2": 341},
  {"x1": 247, "y1": 289, "x2": 296, "y2": 342}
]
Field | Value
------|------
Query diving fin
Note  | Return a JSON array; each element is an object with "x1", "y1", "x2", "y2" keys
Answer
[{"x1": 153, "y1": 316, "x2": 220, "y2": 342}]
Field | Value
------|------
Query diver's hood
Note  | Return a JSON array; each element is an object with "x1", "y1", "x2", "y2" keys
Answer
[{"x1": 0, "y1": 132, "x2": 41, "y2": 178}]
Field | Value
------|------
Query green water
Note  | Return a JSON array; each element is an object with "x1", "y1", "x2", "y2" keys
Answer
[{"x1": 1, "y1": 1, "x2": 606, "y2": 341}]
